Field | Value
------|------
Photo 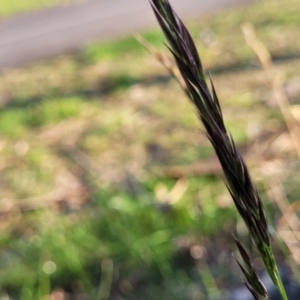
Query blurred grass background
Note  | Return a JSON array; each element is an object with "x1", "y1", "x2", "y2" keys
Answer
[
  {"x1": 0, "y1": 0, "x2": 77, "y2": 17},
  {"x1": 0, "y1": 0, "x2": 300, "y2": 299}
]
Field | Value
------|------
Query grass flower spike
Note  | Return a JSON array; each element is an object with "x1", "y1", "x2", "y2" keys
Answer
[{"x1": 149, "y1": 0, "x2": 288, "y2": 298}]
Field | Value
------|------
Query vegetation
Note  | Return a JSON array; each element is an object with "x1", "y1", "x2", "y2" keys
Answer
[
  {"x1": 0, "y1": 0, "x2": 299, "y2": 298},
  {"x1": 149, "y1": 0, "x2": 287, "y2": 298},
  {"x1": 0, "y1": 0, "x2": 77, "y2": 18}
]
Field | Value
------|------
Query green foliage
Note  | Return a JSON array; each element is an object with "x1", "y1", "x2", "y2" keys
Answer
[
  {"x1": 0, "y1": 0, "x2": 76, "y2": 17},
  {"x1": 83, "y1": 31, "x2": 165, "y2": 63},
  {"x1": 0, "y1": 96, "x2": 83, "y2": 136},
  {"x1": 0, "y1": 184, "x2": 235, "y2": 298}
]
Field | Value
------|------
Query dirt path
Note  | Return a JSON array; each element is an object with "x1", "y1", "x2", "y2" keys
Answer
[{"x1": 0, "y1": 0, "x2": 253, "y2": 70}]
